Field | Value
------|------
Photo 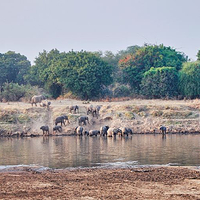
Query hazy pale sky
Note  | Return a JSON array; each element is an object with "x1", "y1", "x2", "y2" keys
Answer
[{"x1": 0, "y1": 0, "x2": 200, "y2": 63}]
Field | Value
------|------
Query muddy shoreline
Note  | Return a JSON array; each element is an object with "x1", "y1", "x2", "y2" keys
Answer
[
  {"x1": 1, "y1": 131, "x2": 200, "y2": 139},
  {"x1": 0, "y1": 166, "x2": 200, "y2": 199}
]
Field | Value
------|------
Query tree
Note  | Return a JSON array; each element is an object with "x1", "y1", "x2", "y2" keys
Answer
[
  {"x1": 0, "y1": 51, "x2": 31, "y2": 87},
  {"x1": 179, "y1": 62, "x2": 200, "y2": 98},
  {"x1": 140, "y1": 67, "x2": 179, "y2": 98},
  {"x1": 58, "y1": 51, "x2": 113, "y2": 99},
  {"x1": 119, "y1": 44, "x2": 187, "y2": 93},
  {"x1": 25, "y1": 49, "x2": 63, "y2": 98}
]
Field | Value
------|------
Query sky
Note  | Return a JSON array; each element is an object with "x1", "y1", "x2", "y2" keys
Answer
[{"x1": 0, "y1": 0, "x2": 200, "y2": 64}]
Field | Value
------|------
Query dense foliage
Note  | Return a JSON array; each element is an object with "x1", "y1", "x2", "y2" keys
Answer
[
  {"x1": 141, "y1": 67, "x2": 178, "y2": 98},
  {"x1": 0, "y1": 51, "x2": 31, "y2": 88},
  {"x1": 179, "y1": 62, "x2": 200, "y2": 98},
  {"x1": 0, "y1": 82, "x2": 39, "y2": 102},
  {"x1": 58, "y1": 51, "x2": 113, "y2": 99},
  {"x1": 26, "y1": 50, "x2": 113, "y2": 99},
  {"x1": 1, "y1": 45, "x2": 200, "y2": 101},
  {"x1": 119, "y1": 44, "x2": 187, "y2": 93}
]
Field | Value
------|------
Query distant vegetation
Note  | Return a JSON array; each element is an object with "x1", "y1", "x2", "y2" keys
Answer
[{"x1": 0, "y1": 44, "x2": 200, "y2": 101}]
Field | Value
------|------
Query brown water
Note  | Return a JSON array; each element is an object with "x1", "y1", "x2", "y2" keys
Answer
[{"x1": 0, "y1": 134, "x2": 200, "y2": 169}]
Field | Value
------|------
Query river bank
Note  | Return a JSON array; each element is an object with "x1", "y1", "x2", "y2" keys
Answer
[
  {"x1": 0, "y1": 98, "x2": 200, "y2": 136},
  {"x1": 0, "y1": 166, "x2": 200, "y2": 199}
]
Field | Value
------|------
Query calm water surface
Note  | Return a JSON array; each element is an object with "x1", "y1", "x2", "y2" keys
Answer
[{"x1": 0, "y1": 134, "x2": 200, "y2": 169}]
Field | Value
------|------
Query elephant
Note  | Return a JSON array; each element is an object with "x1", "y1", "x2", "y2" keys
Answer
[
  {"x1": 160, "y1": 126, "x2": 167, "y2": 134},
  {"x1": 69, "y1": 105, "x2": 79, "y2": 114},
  {"x1": 53, "y1": 125, "x2": 62, "y2": 133},
  {"x1": 87, "y1": 105, "x2": 93, "y2": 115},
  {"x1": 74, "y1": 126, "x2": 84, "y2": 136},
  {"x1": 92, "y1": 105, "x2": 101, "y2": 118},
  {"x1": 119, "y1": 127, "x2": 129, "y2": 137},
  {"x1": 40, "y1": 126, "x2": 49, "y2": 135},
  {"x1": 84, "y1": 130, "x2": 89, "y2": 136},
  {"x1": 100, "y1": 126, "x2": 109, "y2": 136},
  {"x1": 78, "y1": 116, "x2": 89, "y2": 126},
  {"x1": 55, "y1": 115, "x2": 70, "y2": 126},
  {"x1": 107, "y1": 128, "x2": 122, "y2": 137},
  {"x1": 31, "y1": 95, "x2": 45, "y2": 106},
  {"x1": 40, "y1": 101, "x2": 51, "y2": 110},
  {"x1": 89, "y1": 130, "x2": 100, "y2": 136},
  {"x1": 127, "y1": 128, "x2": 133, "y2": 135}
]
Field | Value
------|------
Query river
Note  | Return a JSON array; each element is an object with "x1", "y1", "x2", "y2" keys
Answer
[{"x1": 0, "y1": 134, "x2": 200, "y2": 169}]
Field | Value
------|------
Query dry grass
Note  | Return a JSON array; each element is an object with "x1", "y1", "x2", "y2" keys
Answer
[{"x1": 0, "y1": 98, "x2": 200, "y2": 135}]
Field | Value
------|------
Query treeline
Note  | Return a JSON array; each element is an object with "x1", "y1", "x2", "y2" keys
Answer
[{"x1": 0, "y1": 45, "x2": 200, "y2": 101}]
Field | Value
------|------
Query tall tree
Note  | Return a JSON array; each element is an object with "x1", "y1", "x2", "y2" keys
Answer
[
  {"x1": 25, "y1": 49, "x2": 63, "y2": 97},
  {"x1": 0, "y1": 51, "x2": 31, "y2": 87},
  {"x1": 58, "y1": 51, "x2": 113, "y2": 99},
  {"x1": 179, "y1": 62, "x2": 200, "y2": 98},
  {"x1": 119, "y1": 44, "x2": 187, "y2": 93}
]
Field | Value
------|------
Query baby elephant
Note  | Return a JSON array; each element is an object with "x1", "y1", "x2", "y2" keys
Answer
[
  {"x1": 89, "y1": 130, "x2": 100, "y2": 137},
  {"x1": 40, "y1": 126, "x2": 49, "y2": 136},
  {"x1": 40, "y1": 101, "x2": 51, "y2": 109},
  {"x1": 69, "y1": 105, "x2": 79, "y2": 114},
  {"x1": 74, "y1": 126, "x2": 84, "y2": 136},
  {"x1": 53, "y1": 125, "x2": 62, "y2": 133}
]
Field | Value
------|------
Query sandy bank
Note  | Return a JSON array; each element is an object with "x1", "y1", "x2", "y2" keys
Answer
[
  {"x1": 0, "y1": 166, "x2": 200, "y2": 199},
  {"x1": 0, "y1": 98, "x2": 200, "y2": 136}
]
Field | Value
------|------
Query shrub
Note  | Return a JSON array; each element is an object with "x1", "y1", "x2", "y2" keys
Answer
[
  {"x1": 0, "y1": 82, "x2": 46, "y2": 102},
  {"x1": 113, "y1": 85, "x2": 130, "y2": 97}
]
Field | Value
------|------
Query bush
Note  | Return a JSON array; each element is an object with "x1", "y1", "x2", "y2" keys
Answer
[
  {"x1": 113, "y1": 85, "x2": 130, "y2": 97},
  {"x1": 179, "y1": 62, "x2": 200, "y2": 98},
  {"x1": 100, "y1": 86, "x2": 113, "y2": 98},
  {"x1": 0, "y1": 83, "x2": 46, "y2": 102},
  {"x1": 140, "y1": 67, "x2": 178, "y2": 98}
]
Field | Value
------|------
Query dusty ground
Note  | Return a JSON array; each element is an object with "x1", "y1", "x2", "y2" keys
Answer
[
  {"x1": 0, "y1": 167, "x2": 200, "y2": 199},
  {"x1": 1, "y1": 98, "x2": 200, "y2": 135}
]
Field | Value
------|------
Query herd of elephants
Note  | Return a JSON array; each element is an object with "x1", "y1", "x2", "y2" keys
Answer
[{"x1": 31, "y1": 95, "x2": 167, "y2": 137}]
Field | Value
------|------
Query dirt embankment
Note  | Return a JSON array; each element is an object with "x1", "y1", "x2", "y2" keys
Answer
[
  {"x1": 0, "y1": 98, "x2": 200, "y2": 136},
  {"x1": 0, "y1": 167, "x2": 200, "y2": 199}
]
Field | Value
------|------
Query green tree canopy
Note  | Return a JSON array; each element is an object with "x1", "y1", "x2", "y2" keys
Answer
[
  {"x1": 179, "y1": 62, "x2": 200, "y2": 98},
  {"x1": 140, "y1": 67, "x2": 178, "y2": 98},
  {"x1": 0, "y1": 51, "x2": 31, "y2": 87},
  {"x1": 58, "y1": 51, "x2": 113, "y2": 99},
  {"x1": 119, "y1": 44, "x2": 187, "y2": 93},
  {"x1": 25, "y1": 49, "x2": 64, "y2": 98},
  {"x1": 26, "y1": 50, "x2": 113, "y2": 99}
]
